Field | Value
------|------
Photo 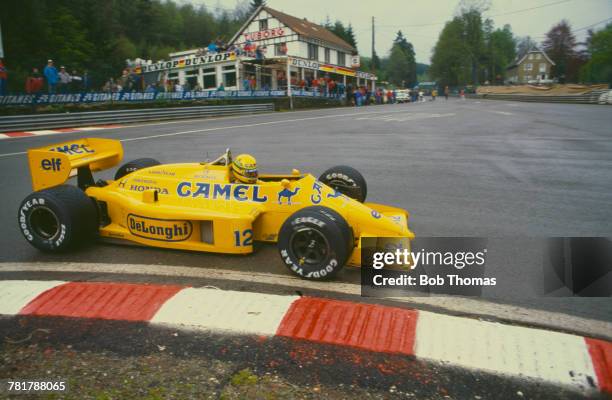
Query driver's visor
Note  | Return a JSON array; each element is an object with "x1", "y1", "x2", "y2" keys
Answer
[{"x1": 241, "y1": 168, "x2": 258, "y2": 178}]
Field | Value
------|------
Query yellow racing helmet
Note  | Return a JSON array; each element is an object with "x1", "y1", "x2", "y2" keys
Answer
[{"x1": 232, "y1": 154, "x2": 258, "y2": 184}]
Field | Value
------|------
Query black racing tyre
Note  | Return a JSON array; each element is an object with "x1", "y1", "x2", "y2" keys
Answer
[
  {"x1": 114, "y1": 158, "x2": 161, "y2": 180},
  {"x1": 18, "y1": 185, "x2": 98, "y2": 252},
  {"x1": 278, "y1": 206, "x2": 353, "y2": 280},
  {"x1": 319, "y1": 165, "x2": 367, "y2": 203}
]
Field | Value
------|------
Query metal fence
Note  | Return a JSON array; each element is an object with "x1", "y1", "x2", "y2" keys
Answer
[
  {"x1": 467, "y1": 89, "x2": 612, "y2": 105},
  {"x1": 0, "y1": 103, "x2": 275, "y2": 132}
]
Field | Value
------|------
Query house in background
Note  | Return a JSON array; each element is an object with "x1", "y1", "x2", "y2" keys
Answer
[{"x1": 506, "y1": 49, "x2": 556, "y2": 84}]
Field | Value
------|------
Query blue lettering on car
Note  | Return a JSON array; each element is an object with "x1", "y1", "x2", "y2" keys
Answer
[
  {"x1": 311, "y1": 181, "x2": 322, "y2": 204},
  {"x1": 41, "y1": 158, "x2": 62, "y2": 171},
  {"x1": 176, "y1": 182, "x2": 268, "y2": 202},
  {"x1": 50, "y1": 143, "x2": 95, "y2": 155}
]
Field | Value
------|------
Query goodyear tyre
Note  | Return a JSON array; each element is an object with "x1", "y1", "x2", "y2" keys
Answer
[
  {"x1": 278, "y1": 206, "x2": 353, "y2": 280},
  {"x1": 319, "y1": 165, "x2": 367, "y2": 202},
  {"x1": 114, "y1": 158, "x2": 161, "y2": 180},
  {"x1": 18, "y1": 185, "x2": 98, "y2": 252}
]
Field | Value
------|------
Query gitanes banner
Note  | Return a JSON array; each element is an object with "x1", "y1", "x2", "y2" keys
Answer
[{"x1": 0, "y1": 90, "x2": 347, "y2": 105}]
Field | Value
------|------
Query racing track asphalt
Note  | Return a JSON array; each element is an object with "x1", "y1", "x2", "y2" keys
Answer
[{"x1": 0, "y1": 99, "x2": 611, "y2": 327}]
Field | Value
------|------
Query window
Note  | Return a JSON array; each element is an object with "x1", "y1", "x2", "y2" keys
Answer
[
  {"x1": 528, "y1": 54, "x2": 534, "y2": 60},
  {"x1": 222, "y1": 65, "x2": 236, "y2": 87},
  {"x1": 338, "y1": 52, "x2": 346, "y2": 66},
  {"x1": 275, "y1": 43, "x2": 287, "y2": 56},
  {"x1": 535, "y1": 53, "x2": 541, "y2": 60},
  {"x1": 524, "y1": 63, "x2": 533, "y2": 71},
  {"x1": 202, "y1": 67, "x2": 216, "y2": 89},
  {"x1": 259, "y1": 19, "x2": 268, "y2": 31},
  {"x1": 539, "y1": 63, "x2": 546, "y2": 73},
  {"x1": 308, "y1": 43, "x2": 318, "y2": 60},
  {"x1": 324, "y1": 48, "x2": 330, "y2": 63}
]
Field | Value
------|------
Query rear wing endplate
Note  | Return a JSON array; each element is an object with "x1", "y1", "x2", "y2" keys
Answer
[{"x1": 27, "y1": 138, "x2": 123, "y2": 191}]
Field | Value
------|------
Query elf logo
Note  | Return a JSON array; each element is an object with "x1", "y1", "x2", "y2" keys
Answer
[
  {"x1": 41, "y1": 158, "x2": 62, "y2": 171},
  {"x1": 128, "y1": 214, "x2": 192, "y2": 242}
]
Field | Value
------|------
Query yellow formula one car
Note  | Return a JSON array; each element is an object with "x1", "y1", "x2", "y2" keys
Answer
[{"x1": 18, "y1": 138, "x2": 414, "y2": 280}]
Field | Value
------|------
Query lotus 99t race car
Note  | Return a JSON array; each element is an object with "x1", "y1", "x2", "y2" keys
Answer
[{"x1": 18, "y1": 138, "x2": 414, "y2": 280}]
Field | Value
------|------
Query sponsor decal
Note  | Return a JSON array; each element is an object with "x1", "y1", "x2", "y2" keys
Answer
[
  {"x1": 149, "y1": 169, "x2": 176, "y2": 176},
  {"x1": 277, "y1": 187, "x2": 300, "y2": 205},
  {"x1": 41, "y1": 158, "x2": 62, "y2": 171},
  {"x1": 128, "y1": 184, "x2": 169, "y2": 195},
  {"x1": 243, "y1": 28, "x2": 285, "y2": 42},
  {"x1": 290, "y1": 58, "x2": 319, "y2": 70},
  {"x1": 139, "y1": 52, "x2": 236, "y2": 73},
  {"x1": 311, "y1": 181, "x2": 323, "y2": 204},
  {"x1": 371, "y1": 210, "x2": 382, "y2": 219},
  {"x1": 127, "y1": 214, "x2": 192, "y2": 242},
  {"x1": 48, "y1": 143, "x2": 95, "y2": 155},
  {"x1": 280, "y1": 249, "x2": 338, "y2": 279},
  {"x1": 327, "y1": 190, "x2": 343, "y2": 199},
  {"x1": 176, "y1": 182, "x2": 268, "y2": 203}
]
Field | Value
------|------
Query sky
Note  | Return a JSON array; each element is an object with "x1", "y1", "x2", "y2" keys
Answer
[{"x1": 187, "y1": 0, "x2": 612, "y2": 63}]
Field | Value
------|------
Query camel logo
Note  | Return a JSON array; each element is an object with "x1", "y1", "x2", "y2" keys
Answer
[
  {"x1": 128, "y1": 214, "x2": 192, "y2": 242},
  {"x1": 278, "y1": 187, "x2": 300, "y2": 205},
  {"x1": 327, "y1": 190, "x2": 343, "y2": 199}
]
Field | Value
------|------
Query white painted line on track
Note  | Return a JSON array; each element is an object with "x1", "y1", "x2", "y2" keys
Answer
[{"x1": 1, "y1": 261, "x2": 610, "y2": 340}]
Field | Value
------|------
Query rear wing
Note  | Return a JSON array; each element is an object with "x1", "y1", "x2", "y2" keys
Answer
[{"x1": 27, "y1": 138, "x2": 123, "y2": 191}]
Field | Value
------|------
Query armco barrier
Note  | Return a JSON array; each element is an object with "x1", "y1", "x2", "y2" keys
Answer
[
  {"x1": 467, "y1": 89, "x2": 612, "y2": 105},
  {"x1": 0, "y1": 103, "x2": 275, "y2": 132}
]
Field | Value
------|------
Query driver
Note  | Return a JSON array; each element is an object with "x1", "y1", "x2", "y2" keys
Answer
[{"x1": 231, "y1": 154, "x2": 259, "y2": 184}]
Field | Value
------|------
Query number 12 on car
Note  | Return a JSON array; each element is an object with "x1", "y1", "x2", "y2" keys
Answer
[{"x1": 234, "y1": 229, "x2": 253, "y2": 246}]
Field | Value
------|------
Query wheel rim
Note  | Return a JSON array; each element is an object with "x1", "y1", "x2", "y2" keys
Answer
[
  {"x1": 290, "y1": 228, "x2": 329, "y2": 266},
  {"x1": 29, "y1": 206, "x2": 60, "y2": 240}
]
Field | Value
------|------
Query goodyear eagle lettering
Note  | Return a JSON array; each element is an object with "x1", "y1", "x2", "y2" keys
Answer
[{"x1": 176, "y1": 182, "x2": 268, "y2": 202}]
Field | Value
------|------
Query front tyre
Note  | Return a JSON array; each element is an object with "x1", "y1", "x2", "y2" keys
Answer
[
  {"x1": 319, "y1": 165, "x2": 367, "y2": 202},
  {"x1": 278, "y1": 206, "x2": 353, "y2": 280},
  {"x1": 18, "y1": 185, "x2": 98, "y2": 252},
  {"x1": 114, "y1": 158, "x2": 161, "y2": 180}
]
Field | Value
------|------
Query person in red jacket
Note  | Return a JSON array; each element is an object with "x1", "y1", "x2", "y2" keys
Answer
[
  {"x1": 26, "y1": 68, "x2": 44, "y2": 94},
  {"x1": 0, "y1": 59, "x2": 7, "y2": 95}
]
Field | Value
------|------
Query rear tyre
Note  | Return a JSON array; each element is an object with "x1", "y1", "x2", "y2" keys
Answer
[
  {"x1": 18, "y1": 185, "x2": 98, "y2": 252},
  {"x1": 278, "y1": 206, "x2": 353, "y2": 280},
  {"x1": 319, "y1": 165, "x2": 367, "y2": 202},
  {"x1": 114, "y1": 158, "x2": 161, "y2": 180}
]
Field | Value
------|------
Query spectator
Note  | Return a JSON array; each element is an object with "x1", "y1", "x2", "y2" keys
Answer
[
  {"x1": 129, "y1": 69, "x2": 141, "y2": 92},
  {"x1": 43, "y1": 60, "x2": 59, "y2": 93},
  {"x1": 58, "y1": 66, "x2": 71, "y2": 93},
  {"x1": 145, "y1": 84, "x2": 156, "y2": 93},
  {"x1": 249, "y1": 75, "x2": 256, "y2": 91},
  {"x1": 0, "y1": 59, "x2": 7, "y2": 95},
  {"x1": 25, "y1": 67, "x2": 44, "y2": 94},
  {"x1": 444, "y1": 85, "x2": 449, "y2": 100},
  {"x1": 82, "y1": 70, "x2": 90, "y2": 92},
  {"x1": 70, "y1": 69, "x2": 82, "y2": 92},
  {"x1": 174, "y1": 81, "x2": 183, "y2": 92},
  {"x1": 242, "y1": 76, "x2": 250, "y2": 91},
  {"x1": 207, "y1": 41, "x2": 217, "y2": 54},
  {"x1": 217, "y1": 82, "x2": 225, "y2": 92},
  {"x1": 432, "y1": 89, "x2": 437, "y2": 101},
  {"x1": 312, "y1": 77, "x2": 319, "y2": 93}
]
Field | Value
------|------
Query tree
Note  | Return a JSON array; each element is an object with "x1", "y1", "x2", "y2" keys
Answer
[
  {"x1": 516, "y1": 36, "x2": 538, "y2": 60},
  {"x1": 542, "y1": 20, "x2": 578, "y2": 82},
  {"x1": 580, "y1": 23, "x2": 612, "y2": 84},
  {"x1": 250, "y1": 0, "x2": 266, "y2": 12},
  {"x1": 346, "y1": 24, "x2": 357, "y2": 49},
  {"x1": 388, "y1": 31, "x2": 417, "y2": 87},
  {"x1": 430, "y1": 17, "x2": 470, "y2": 86},
  {"x1": 486, "y1": 24, "x2": 515, "y2": 83}
]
